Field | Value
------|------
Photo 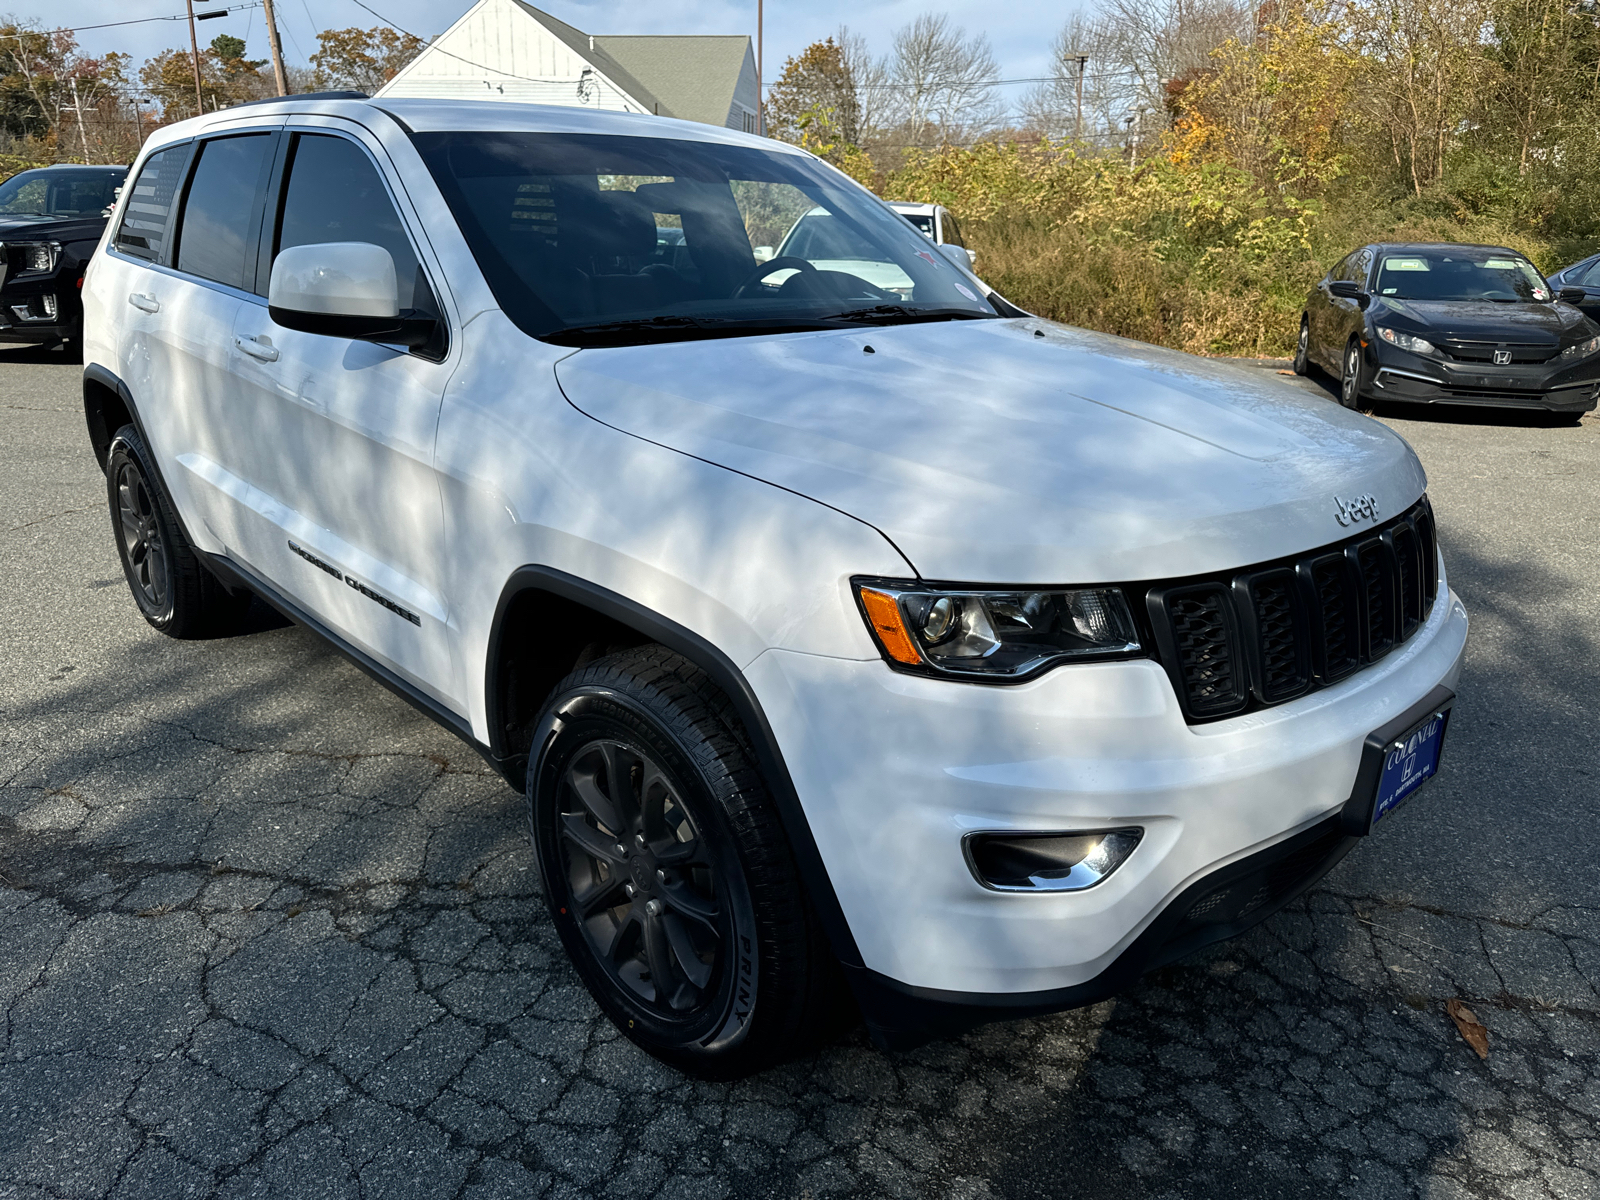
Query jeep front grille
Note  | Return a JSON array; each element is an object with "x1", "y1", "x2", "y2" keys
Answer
[{"x1": 1147, "y1": 499, "x2": 1439, "y2": 723}]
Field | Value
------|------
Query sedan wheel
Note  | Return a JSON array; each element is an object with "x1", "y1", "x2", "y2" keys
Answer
[
  {"x1": 1340, "y1": 341, "x2": 1365, "y2": 409},
  {"x1": 1293, "y1": 318, "x2": 1311, "y2": 376}
]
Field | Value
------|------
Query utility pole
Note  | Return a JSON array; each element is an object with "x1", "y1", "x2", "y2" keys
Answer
[
  {"x1": 184, "y1": 0, "x2": 205, "y2": 116},
  {"x1": 756, "y1": 0, "x2": 763, "y2": 135},
  {"x1": 262, "y1": 0, "x2": 290, "y2": 96},
  {"x1": 1074, "y1": 54, "x2": 1088, "y2": 144}
]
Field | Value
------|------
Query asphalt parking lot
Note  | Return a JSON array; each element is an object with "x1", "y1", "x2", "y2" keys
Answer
[{"x1": 1, "y1": 342, "x2": 1596, "y2": 1200}]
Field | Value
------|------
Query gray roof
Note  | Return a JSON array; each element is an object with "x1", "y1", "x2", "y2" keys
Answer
[
  {"x1": 594, "y1": 36, "x2": 751, "y2": 126},
  {"x1": 508, "y1": 2, "x2": 667, "y2": 115}
]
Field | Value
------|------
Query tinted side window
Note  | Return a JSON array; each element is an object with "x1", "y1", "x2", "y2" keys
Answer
[
  {"x1": 1336, "y1": 253, "x2": 1363, "y2": 283},
  {"x1": 941, "y1": 212, "x2": 965, "y2": 248},
  {"x1": 274, "y1": 134, "x2": 419, "y2": 308},
  {"x1": 176, "y1": 134, "x2": 274, "y2": 290},
  {"x1": 115, "y1": 147, "x2": 190, "y2": 263},
  {"x1": 1576, "y1": 258, "x2": 1600, "y2": 287}
]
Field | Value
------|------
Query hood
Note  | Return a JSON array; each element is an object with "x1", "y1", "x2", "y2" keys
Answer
[
  {"x1": 1372, "y1": 297, "x2": 1592, "y2": 343},
  {"x1": 0, "y1": 213, "x2": 107, "y2": 242},
  {"x1": 554, "y1": 319, "x2": 1427, "y2": 583}
]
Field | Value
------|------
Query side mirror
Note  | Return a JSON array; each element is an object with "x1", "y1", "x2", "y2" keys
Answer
[
  {"x1": 939, "y1": 244, "x2": 975, "y2": 273},
  {"x1": 752, "y1": 245, "x2": 775, "y2": 263},
  {"x1": 1559, "y1": 286, "x2": 1586, "y2": 304},
  {"x1": 268, "y1": 241, "x2": 436, "y2": 348},
  {"x1": 1328, "y1": 280, "x2": 1364, "y2": 300}
]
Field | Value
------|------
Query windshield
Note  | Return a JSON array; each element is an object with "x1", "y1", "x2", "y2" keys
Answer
[
  {"x1": 0, "y1": 168, "x2": 125, "y2": 218},
  {"x1": 413, "y1": 131, "x2": 996, "y2": 343},
  {"x1": 1373, "y1": 251, "x2": 1550, "y2": 303}
]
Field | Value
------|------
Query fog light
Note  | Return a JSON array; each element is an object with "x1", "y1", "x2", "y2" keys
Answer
[{"x1": 964, "y1": 828, "x2": 1142, "y2": 892}]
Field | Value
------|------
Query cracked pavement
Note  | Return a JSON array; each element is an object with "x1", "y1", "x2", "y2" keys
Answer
[{"x1": 2, "y1": 342, "x2": 1597, "y2": 1199}]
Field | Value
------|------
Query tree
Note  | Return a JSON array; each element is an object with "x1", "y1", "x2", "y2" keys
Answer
[
  {"x1": 209, "y1": 34, "x2": 267, "y2": 78},
  {"x1": 310, "y1": 26, "x2": 425, "y2": 94},
  {"x1": 881, "y1": 14, "x2": 1000, "y2": 150},
  {"x1": 766, "y1": 37, "x2": 862, "y2": 146}
]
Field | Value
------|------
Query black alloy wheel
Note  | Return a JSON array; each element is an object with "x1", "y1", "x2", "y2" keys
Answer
[
  {"x1": 115, "y1": 457, "x2": 169, "y2": 613},
  {"x1": 1340, "y1": 338, "x2": 1366, "y2": 409},
  {"x1": 529, "y1": 646, "x2": 844, "y2": 1078},
  {"x1": 1293, "y1": 317, "x2": 1312, "y2": 376},
  {"x1": 105, "y1": 425, "x2": 252, "y2": 638},
  {"x1": 557, "y1": 737, "x2": 722, "y2": 1013}
]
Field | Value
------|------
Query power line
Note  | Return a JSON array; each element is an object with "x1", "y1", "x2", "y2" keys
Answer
[{"x1": 2, "y1": 5, "x2": 263, "y2": 39}]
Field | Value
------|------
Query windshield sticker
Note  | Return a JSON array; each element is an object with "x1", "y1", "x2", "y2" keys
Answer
[
  {"x1": 954, "y1": 283, "x2": 977, "y2": 301},
  {"x1": 1533, "y1": 287, "x2": 1549, "y2": 300},
  {"x1": 1481, "y1": 258, "x2": 1520, "y2": 269},
  {"x1": 1384, "y1": 258, "x2": 1430, "y2": 271},
  {"x1": 917, "y1": 250, "x2": 940, "y2": 268}
]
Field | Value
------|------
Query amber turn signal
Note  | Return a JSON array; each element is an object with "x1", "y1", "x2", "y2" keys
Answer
[{"x1": 859, "y1": 588, "x2": 922, "y2": 665}]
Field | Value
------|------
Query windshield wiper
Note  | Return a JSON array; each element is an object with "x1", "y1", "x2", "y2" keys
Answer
[
  {"x1": 828, "y1": 304, "x2": 993, "y2": 325},
  {"x1": 546, "y1": 313, "x2": 856, "y2": 347}
]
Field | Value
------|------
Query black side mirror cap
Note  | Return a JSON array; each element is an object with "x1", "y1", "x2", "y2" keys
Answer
[
  {"x1": 1558, "y1": 286, "x2": 1586, "y2": 304},
  {"x1": 1329, "y1": 280, "x2": 1367, "y2": 301},
  {"x1": 268, "y1": 305, "x2": 438, "y2": 351}
]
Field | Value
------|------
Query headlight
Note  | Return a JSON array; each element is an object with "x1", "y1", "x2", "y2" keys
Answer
[
  {"x1": 1560, "y1": 335, "x2": 1600, "y2": 359},
  {"x1": 1377, "y1": 327, "x2": 1436, "y2": 355},
  {"x1": 8, "y1": 241, "x2": 60, "y2": 274},
  {"x1": 854, "y1": 580, "x2": 1143, "y2": 678}
]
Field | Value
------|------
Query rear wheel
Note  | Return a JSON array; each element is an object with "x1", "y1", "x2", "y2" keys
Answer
[
  {"x1": 1292, "y1": 317, "x2": 1312, "y2": 376},
  {"x1": 106, "y1": 425, "x2": 252, "y2": 638},
  {"x1": 1340, "y1": 338, "x2": 1367, "y2": 410},
  {"x1": 528, "y1": 646, "x2": 842, "y2": 1078}
]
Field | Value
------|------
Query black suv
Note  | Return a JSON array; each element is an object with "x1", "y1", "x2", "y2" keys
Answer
[{"x1": 1, "y1": 164, "x2": 127, "y2": 350}]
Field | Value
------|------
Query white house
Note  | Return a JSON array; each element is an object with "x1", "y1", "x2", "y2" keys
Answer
[{"x1": 375, "y1": 0, "x2": 761, "y2": 132}]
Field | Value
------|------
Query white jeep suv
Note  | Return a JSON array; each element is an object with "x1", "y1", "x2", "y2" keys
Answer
[{"x1": 81, "y1": 95, "x2": 1468, "y2": 1078}]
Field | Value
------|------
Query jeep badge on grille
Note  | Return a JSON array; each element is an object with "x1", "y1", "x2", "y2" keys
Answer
[{"x1": 1334, "y1": 494, "x2": 1379, "y2": 527}]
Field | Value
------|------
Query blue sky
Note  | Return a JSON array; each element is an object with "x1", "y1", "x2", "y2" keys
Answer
[{"x1": 21, "y1": 0, "x2": 1074, "y2": 116}]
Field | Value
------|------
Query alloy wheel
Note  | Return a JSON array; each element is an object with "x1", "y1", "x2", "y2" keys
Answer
[
  {"x1": 556, "y1": 738, "x2": 722, "y2": 1014},
  {"x1": 1343, "y1": 345, "x2": 1360, "y2": 406},
  {"x1": 116, "y1": 461, "x2": 168, "y2": 609}
]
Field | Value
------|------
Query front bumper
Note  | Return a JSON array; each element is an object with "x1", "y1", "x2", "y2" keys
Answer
[
  {"x1": 1371, "y1": 345, "x2": 1600, "y2": 412},
  {"x1": 747, "y1": 570, "x2": 1468, "y2": 1018},
  {"x1": 0, "y1": 273, "x2": 80, "y2": 344}
]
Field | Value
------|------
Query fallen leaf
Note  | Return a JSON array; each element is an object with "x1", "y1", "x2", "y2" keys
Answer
[
  {"x1": 1276, "y1": 369, "x2": 1295, "y2": 375},
  {"x1": 1447, "y1": 998, "x2": 1489, "y2": 1058}
]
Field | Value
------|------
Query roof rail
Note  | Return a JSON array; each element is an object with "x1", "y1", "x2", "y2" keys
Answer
[{"x1": 233, "y1": 90, "x2": 369, "y2": 109}]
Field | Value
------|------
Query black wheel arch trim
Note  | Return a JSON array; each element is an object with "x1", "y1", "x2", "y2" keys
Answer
[
  {"x1": 487, "y1": 565, "x2": 867, "y2": 974},
  {"x1": 83, "y1": 362, "x2": 146, "y2": 471}
]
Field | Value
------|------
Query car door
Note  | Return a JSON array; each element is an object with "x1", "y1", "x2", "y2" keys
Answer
[
  {"x1": 1557, "y1": 256, "x2": 1600, "y2": 323},
  {"x1": 1323, "y1": 249, "x2": 1370, "y2": 367},
  {"x1": 120, "y1": 128, "x2": 280, "y2": 547},
  {"x1": 223, "y1": 123, "x2": 461, "y2": 708},
  {"x1": 1308, "y1": 253, "x2": 1349, "y2": 369}
]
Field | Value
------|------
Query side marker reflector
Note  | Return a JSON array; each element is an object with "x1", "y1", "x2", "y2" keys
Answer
[{"x1": 859, "y1": 588, "x2": 921, "y2": 665}]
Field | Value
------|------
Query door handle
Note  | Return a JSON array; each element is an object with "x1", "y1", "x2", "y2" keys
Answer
[
  {"x1": 234, "y1": 334, "x2": 279, "y2": 363},
  {"x1": 128, "y1": 292, "x2": 160, "y2": 313}
]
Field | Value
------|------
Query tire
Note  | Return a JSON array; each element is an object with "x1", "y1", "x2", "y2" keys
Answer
[
  {"x1": 105, "y1": 424, "x2": 252, "y2": 638},
  {"x1": 1340, "y1": 338, "x2": 1367, "y2": 410},
  {"x1": 528, "y1": 646, "x2": 842, "y2": 1078},
  {"x1": 1292, "y1": 317, "x2": 1311, "y2": 376}
]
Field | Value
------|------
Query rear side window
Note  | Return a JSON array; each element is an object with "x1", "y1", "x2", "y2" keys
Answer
[
  {"x1": 115, "y1": 148, "x2": 190, "y2": 263},
  {"x1": 273, "y1": 134, "x2": 419, "y2": 308},
  {"x1": 175, "y1": 134, "x2": 275, "y2": 291}
]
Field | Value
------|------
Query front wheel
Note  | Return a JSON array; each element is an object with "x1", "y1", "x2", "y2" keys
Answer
[
  {"x1": 528, "y1": 646, "x2": 842, "y2": 1078},
  {"x1": 1292, "y1": 317, "x2": 1312, "y2": 376},
  {"x1": 1340, "y1": 338, "x2": 1367, "y2": 410}
]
